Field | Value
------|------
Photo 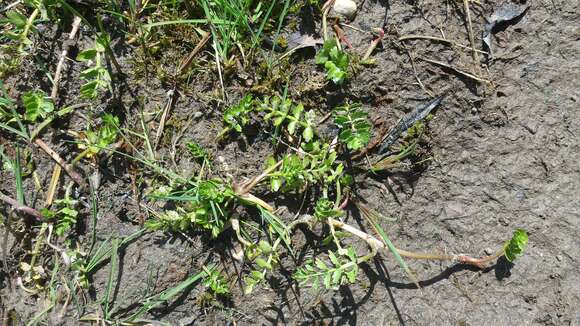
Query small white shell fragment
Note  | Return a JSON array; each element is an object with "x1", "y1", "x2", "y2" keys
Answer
[{"x1": 333, "y1": 0, "x2": 357, "y2": 19}]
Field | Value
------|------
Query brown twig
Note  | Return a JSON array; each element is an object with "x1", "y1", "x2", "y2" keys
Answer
[
  {"x1": 418, "y1": 57, "x2": 490, "y2": 84},
  {"x1": 178, "y1": 32, "x2": 211, "y2": 76},
  {"x1": 34, "y1": 138, "x2": 87, "y2": 190},
  {"x1": 0, "y1": 192, "x2": 43, "y2": 220},
  {"x1": 51, "y1": 16, "x2": 82, "y2": 101},
  {"x1": 153, "y1": 33, "x2": 211, "y2": 150},
  {"x1": 462, "y1": 0, "x2": 479, "y2": 70},
  {"x1": 398, "y1": 34, "x2": 489, "y2": 54}
]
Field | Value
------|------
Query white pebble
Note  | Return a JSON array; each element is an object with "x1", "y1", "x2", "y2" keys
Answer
[{"x1": 333, "y1": 0, "x2": 357, "y2": 19}]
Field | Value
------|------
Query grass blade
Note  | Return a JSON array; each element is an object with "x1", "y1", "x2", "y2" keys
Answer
[{"x1": 124, "y1": 268, "x2": 206, "y2": 322}]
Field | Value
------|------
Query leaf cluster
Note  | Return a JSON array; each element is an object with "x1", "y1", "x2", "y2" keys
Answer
[
  {"x1": 79, "y1": 113, "x2": 119, "y2": 158},
  {"x1": 316, "y1": 39, "x2": 349, "y2": 85},
  {"x1": 77, "y1": 35, "x2": 112, "y2": 99},
  {"x1": 259, "y1": 96, "x2": 316, "y2": 142},
  {"x1": 243, "y1": 239, "x2": 278, "y2": 294},
  {"x1": 334, "y1": 103, "x2": 371, "y2": 151},
  {"x1": 267, "y1": 143, "x2": 343, "y2": 193},
  {"x1": 22, "y1": 90, "x2": 54, "y2": 122},
  {"x1": 294, "y1": 248, "x2": 359, "y2": 290},
  {"x1": 504, "y1": 229, "x2": 528, "y2": 262},
  {"x1": 145, "y1": 179, "x2": 235, "y2": 237},
  {"x1": 314, "y1": 198, "x2": 343, "y2": 222},
  {"x1": 41, "y1": 196, "x2": 79, "y2": 237},
  {"x1": 222, "y1": 94, "x2": 255, "y2": 134},
  {"x1": 186, "y1": 141, "x2": 212, "y2": 167},
  {"x1": 202, "y1": 266, "x2": 230, "y2": 296}
]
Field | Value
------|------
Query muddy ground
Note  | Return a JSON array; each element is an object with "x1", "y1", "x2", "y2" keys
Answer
[{"x1": 1, "y1": 0, "x2": 579, "y2": 324}]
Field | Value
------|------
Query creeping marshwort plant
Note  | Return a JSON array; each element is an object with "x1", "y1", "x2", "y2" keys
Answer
[{"x1": 0, "y1": 0, "x2": 531, "y2": 323}]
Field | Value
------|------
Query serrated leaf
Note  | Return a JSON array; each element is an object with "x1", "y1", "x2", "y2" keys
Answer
[
  {"x1": 80, "y1": 80, "x2": 99, "y2": 99},
  {"x1": 328, "y1": 251, "x2": 339, "y2": 266},
  {"x1": 346, "y1": 268, "x2": 357, "y2": 283},
  {"x1": 334, "y1": 104, "x2": 371, "y2": 151},
  {"x1": 323, "y1": 271, "x2": 332, "y2": 289},
  {"x1": 22, "y1": 91, "x2": 54, "y2": 122},
  {"x1": 315, "y1": 259, "x2": 327, "y2": 271},
  {"x1": 332, "y1": 269, "x2": 342, "y2": 285}
]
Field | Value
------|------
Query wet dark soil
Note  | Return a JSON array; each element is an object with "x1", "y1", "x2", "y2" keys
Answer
[{"x1": 1, "y1": 0, "x2": 579, "y2": 325}]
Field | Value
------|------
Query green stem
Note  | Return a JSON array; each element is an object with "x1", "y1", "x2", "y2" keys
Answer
[{"x1": 18, "y1": 8, "x2": 39, "y2": 54}]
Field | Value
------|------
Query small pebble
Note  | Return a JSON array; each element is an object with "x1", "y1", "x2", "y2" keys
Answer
[
  {"x1": 333, "y1": 0, "x2": 357, "y2": 19},
  {"x1": 484, "y1": 247, "x2": 493, "y2": 255},
  {"x1": 555, "y1": 255, "x2": 563, "y2": 262}
]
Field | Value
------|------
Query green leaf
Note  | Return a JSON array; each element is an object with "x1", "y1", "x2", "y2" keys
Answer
[
  {"x1": 371, "y1": 219, "x2": 419, "y2": 288},
  {"x1": 504, "y1": 229, "x2": 528, "y2": 262},
  {"x1": 323, "y1": 271, "x2": 332, "y2": 289},
  {"x1": 315, "y1": 259, "x2": 326, "y2": 271},
  {"x1": 332, "y1": 269, "x2": 342, "y2": 285},
  {"x1": 334, "y1": 103, "x2": 371, "y2": 151},
  {"x1": 22, "y1": 91, "x2": 54, "y2": 122},
  {"x1": 80, "y1": 80, "x2": 99, "y2": 99},
  {"x1": 76, "y1": 49, "x2": 97, "y2": 61},
  {"x1": 258, "y1": 240, "x2": 273, "y2": 255},
  {"x1": 255, "y1": 258, "x2": 272, "y2": 270},
  {"x1": 4, "y1": 11, "x2": 27, "y2": 29},
  {"x1": 316, "y1": 39, "x2": 349, "y2": 84}
]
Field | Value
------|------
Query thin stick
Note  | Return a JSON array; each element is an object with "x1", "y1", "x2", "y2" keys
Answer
[
  {"x1": 34, "y1": 138, "x2": 87, "y2": 189},
  {"x1": 399, "y1": 42, "x2": 433, "y2": 97},
  {"x1": 321, "y1": 0, "x2": 336, "y2": 41},
  {"x1": 178, "y1": 32, "x2": 211, "y2": 76},
  {"x1": 333, "y1": 23, "x2": 353, "y2": 49},
  {"x1": 398, "y1": 34, "x2": 488, "y2": 54},
  {"x1": 153, "y1": 32, "x2": 210, "y2": 150},
  {"x1": 213, "y1": 39, "x2": 226, "y2": 101},
  {"x1": 45, "y1": 164, "x2": 61, "y2": 207},
  {"x1": 418, "y1": 57, "x2": 490, "y2": 84},
  {"x1": 51, "y1": 16, "x2": 82, "y2": 101},
  {"x1": 0, "y1": 192, "x2": 43, "y2": 220},
  {"x1": 153, "y1": 87, "x2": 178, "y2": 150},
  {"x1": 462, "y1": 0, "x2": 479, "y2": 69}
]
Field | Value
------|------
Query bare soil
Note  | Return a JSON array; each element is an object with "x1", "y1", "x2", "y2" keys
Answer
[{"x1": 1, "y1": 0, "x2": 579, "y2": 325}]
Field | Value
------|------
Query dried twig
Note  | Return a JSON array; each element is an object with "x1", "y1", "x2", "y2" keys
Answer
[
  {"x1": 51, "y1": 16, "x2": 82, "y2": 101},
  {"x1": 0, "y1": 192, "x2": 43, "y2": 220},
  {"x1": 333, "y1": 23, "x2": 353, "y2": 49},
  {"x1": 34, "y1": 138, "x2": 87, "y2": 190},
  {"x1": 398, "y1": 34, "x2": 488, "y2": 54},
  {"x1": 45, "y1": 164, "x2": 61, "y2": 206},
  {"x1": 154, "y1": 33, "x2": 210, "y2": 150},
  {"x1": 462, "y1": 0, "x2": 479, "y2": 71},
  {"x1": 418, "y1": 57, "x2": 490, "y2": 84}
]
